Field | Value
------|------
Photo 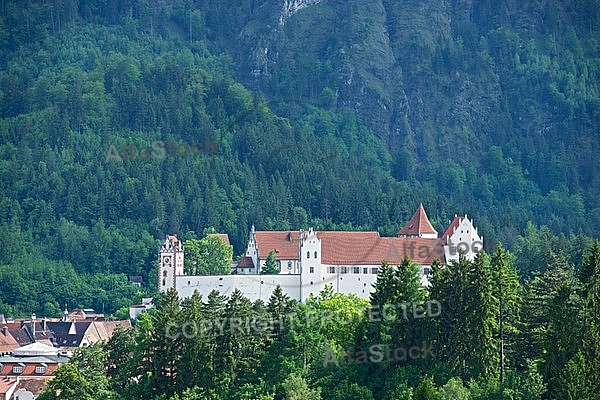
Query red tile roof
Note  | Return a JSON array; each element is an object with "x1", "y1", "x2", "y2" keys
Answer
[
  {"x1": 237, "y1": 256, "x2": 254, "y2": 267},
  {"x1": 320, "y1": 234, "x2": 443, "y2": 265},
  {"x1": 208, "y1": 234, "x2": 230, "y2": 245},
  {"x1": 0, "y1": 328, "x2": 19, "y2": 354},
  {"x1": 397, "y1": 204, "x2": 438, "y2": 237},
  {"x1": 441, "y1": 215, "x2": 464, "y2": 242},
  {"x1": 255, "y1": 231, "x2": 301, "y2": 260},
  {"x1": 0, "y1": 378, "x2": 18, "y2": 396},
  {"x1": 255, "y1": 230, "x2": 443, "y2": 265}
]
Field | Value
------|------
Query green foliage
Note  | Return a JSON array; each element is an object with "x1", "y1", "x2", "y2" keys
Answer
[
  {"x1": 282, "y1": 373, "x2": 321, "y2": 400},
  {"x1": 184, "y1": 235, "x2": 233, "y2": 275},
  {"x1": 262, "y1": 250, "x2": 280, "y2": 274},
  {"x1": 1, "y1": 1, "x2": 600, "y2": 399},
  {"x1": 38, "y1": 345, "x2": 115, "y2": 400}
]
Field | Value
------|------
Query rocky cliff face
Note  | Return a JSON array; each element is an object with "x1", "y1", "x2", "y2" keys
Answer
[
  {"x1": 279, "y1": 0, "x2": 323, "y2": 25},
  {"x1": 216, "y1": 0, "x2": 598, "y2": 190}
]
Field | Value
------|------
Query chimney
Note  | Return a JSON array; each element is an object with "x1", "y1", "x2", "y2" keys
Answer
[{"x1": 31, "y1": 313, "x2": 36, "y2": 340}]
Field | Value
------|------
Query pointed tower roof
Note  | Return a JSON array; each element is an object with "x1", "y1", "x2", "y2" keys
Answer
[{"x1": 397, "y1": 204, "x2": 438, "y2": 238}]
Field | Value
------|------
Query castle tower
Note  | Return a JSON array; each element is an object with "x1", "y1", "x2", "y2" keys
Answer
[
  {"x1": 158, "y1": 235, "x2": 184, "y2": 293},
  {"x1": 299, "y1": 228, "x2": 323, "y2": 300},
  {"x1": 397, "y1": 203, "x2": 438, "y2": 239}
]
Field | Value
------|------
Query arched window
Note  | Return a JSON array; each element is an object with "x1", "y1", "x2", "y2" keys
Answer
[
  {"x1": 314, "y1": 251, "x2": 317, "y2": 258},
  {"x1": 163, "y1": 270, "x2": 168, "y2": 277},
  {"x1": 307, "y1": 251, "x2": 310, "y2": 259}
]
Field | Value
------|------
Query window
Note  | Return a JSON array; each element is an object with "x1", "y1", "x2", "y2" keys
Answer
[
  {"x1": 371, "y1": 267, "x2": 379, "y2": 274},
  {"x1": 314, "y1": 251, "x2": 317, "y2": 258},
  {"x1": 341, "y1": 267, "x2": 348, "y2": 274},
  {"x1": 423, "y1": 267, "x2": 431, "y2": 276},
  {"x1": 329, "y1": 266, "x2": 335, "y2": 273},
  {"x1": 163, "y1": 270, "x2": 167, "y2": 277},
  {"x1": 309, "y1": 266, "x2": 314, "y2": 273},
  {"x1": 12, "y1": 366, "x2": 23, "y2": 374},
  {"x1": 35, "y1": 366, "x2": 46, "y2": 374},
  {"x1": 307, "y1": 251, "x2": 310, "y2": 259},
  {"x1": 288, "y1": 261, "x2": 292, "y2": 270},
  {"x1": 451, "y1": 245, "x2": 457, "y2": 253},
  {"x1": 162, "y1": 279, "x2": 166, "y2": 286},
  {"x1": 363, "y1": 267, "x2": 368, "y2": 274},
  {"x1": 353, "y1": 267, "x2": 360, "y2": 274}
]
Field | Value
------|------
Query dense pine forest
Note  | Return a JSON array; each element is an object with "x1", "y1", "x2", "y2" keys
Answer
[
  {"x1": 38, "y1": 245, "x2": 600, "y2": 399},
  {"x1": 1, "y1": 0, "x2": 600, "y2": 397}
]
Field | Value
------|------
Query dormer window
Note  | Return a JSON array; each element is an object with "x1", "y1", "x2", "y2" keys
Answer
[
  {"x1": 13, "y1": 365, "x2": 23, "y2": 374},
  {"x1": 36, "y1": 365, "x2": 47, "y2": 374}
]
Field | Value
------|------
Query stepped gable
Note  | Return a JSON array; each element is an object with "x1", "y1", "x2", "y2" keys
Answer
[
  {"x1": 441, "y1": 215, "x2": 464, "y2": 243},
  {"x1": 396, "y1": 204, "x2": 438, "y2": 238}
]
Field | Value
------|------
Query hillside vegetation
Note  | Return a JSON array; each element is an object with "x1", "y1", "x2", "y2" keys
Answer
[{"x1": 0, "y1": 0, "x2": 599, "y2": 314}]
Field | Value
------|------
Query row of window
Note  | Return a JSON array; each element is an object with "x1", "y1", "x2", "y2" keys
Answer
[
  {"x1": 307, "y1": 266, "x2": 380, "y2": 274},
  {"x1": 5, "y1": 365, "x2": 46, "y2": 374},
  {"x1": 306, "y1": 251, "x2": 318, "y2": 259}
]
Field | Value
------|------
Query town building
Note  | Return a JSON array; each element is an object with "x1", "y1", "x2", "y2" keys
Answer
[{"x1": 0, "y1": 343, "x2": 68, "y2": 400}]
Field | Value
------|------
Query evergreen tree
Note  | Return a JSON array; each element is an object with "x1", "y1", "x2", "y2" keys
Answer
[
  {"x1": 559, "y1": 323, "x2": 600, "y2": 400},
  {"x1": 149, "y1": 289, "x2": 183, "y2": 397},
  {"x1": 262, "y1": 250, "x2": 280, "y2": 274},
  {"x1": 176, "y1": 291, "x2": 210, "y2": 392},
  {"x1": 490, "y1": 244, "x2": 522, "y2": 381},
  {"x1": 202, "y1": 290, "x2": 228, "y2": 391}
]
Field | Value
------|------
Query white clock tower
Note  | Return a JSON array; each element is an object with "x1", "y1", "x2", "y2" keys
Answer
[{"x1": 159, "y1": 235, "x2": 184, "y2": 292}]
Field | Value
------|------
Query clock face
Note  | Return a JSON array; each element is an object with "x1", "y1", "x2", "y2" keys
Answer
[{"x1": 164, "y1": 256, "x2": 171, "y2": 264}]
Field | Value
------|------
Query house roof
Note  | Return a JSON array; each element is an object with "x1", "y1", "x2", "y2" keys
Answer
[
  {"x1": 129, "y1": 275, "x2": 143, "y2": 284},
  {"x1": 255, "y1": 231, "x2": 302, "y2": 260},
  {"x1": 237, "y1": 256, "x2": 254, "y2": 267},
  {"x1": 100, "y1": 321, "x2": 131, "y2": 339},
  {"x1": 441, "y1": 215, "x2": 464, "y2": 242},
  {"x1": 12, "y1": 343, "x2": 58, "y2": 357},
  {"x1": 0, "y1": 378, "x2": 18, "y2": 395},
  {"x1": 396, "y1": 204, "x2": 438, "y2": 237},
  {"x1": 208, "y1": 233, "x2": 231, "y2": 245},
  {"x1": 46, "y1": 321, "x2": 92, "y2": 347},
  {"x1": 0, "y1": 327, "x2": 19, "y2": 354},
  {"x1": 319, "y1": 234, "x2": 443, "y2": 265},
  {"x1": 254, "y1": 230, "x2": 443, "y2": 265},
  {"x1": 15, "y1": 379, "x2": 48, "y2": 395}
]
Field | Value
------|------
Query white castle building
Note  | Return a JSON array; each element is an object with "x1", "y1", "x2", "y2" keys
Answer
[{"x1": 159, "y1": 204, "x2": 483, "y2": 302}]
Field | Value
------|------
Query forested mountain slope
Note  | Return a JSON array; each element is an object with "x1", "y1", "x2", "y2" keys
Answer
[{"x1": 0, "y1": 0, "x2": 599, "y2": 315}]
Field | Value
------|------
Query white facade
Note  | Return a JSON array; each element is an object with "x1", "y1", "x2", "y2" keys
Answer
[
  {"x1": 176, "y1": 274, "x2": 301, "y2": 302},
  {"x1": 443, "y1": 215, "x2": 483, "y2": 263},
  {"x1": 159, "y1": 207, "x2": 483, "y2": 302},
  {"x1": 159, "y1": 236, "x2": 184, "y2": 293}
]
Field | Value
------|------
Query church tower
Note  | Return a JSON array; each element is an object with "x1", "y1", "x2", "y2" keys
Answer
[{"x1": 158, "y1": 235, "x2": 184, "y2": 293}]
